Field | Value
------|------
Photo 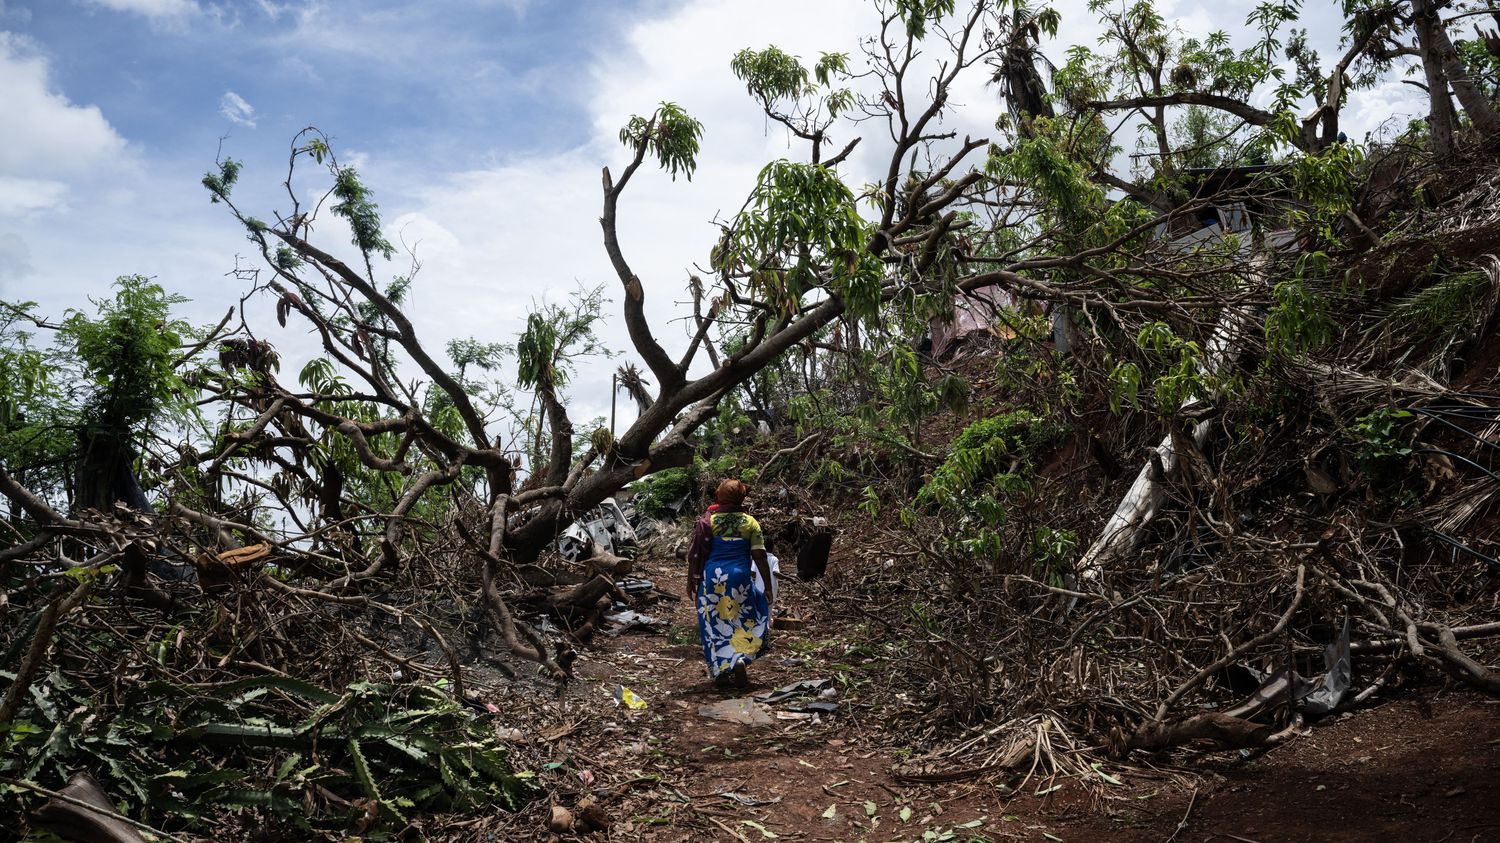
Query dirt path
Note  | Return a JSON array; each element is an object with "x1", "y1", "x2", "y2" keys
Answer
[
  {"x1": 560, "y1": 549, "x2": 940, "y2": 841},
  {"x1": 508, "y1": 547, "x2": 1500, "y2": 842}
]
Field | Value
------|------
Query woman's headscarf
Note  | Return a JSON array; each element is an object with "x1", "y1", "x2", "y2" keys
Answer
[{"x1": 715, "y1": 478, "x2": 748, "y2": 509}]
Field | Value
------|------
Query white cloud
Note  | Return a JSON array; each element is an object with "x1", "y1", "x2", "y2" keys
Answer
[
  {"x1": 219, "y1": 90, "x2": 256, "y2": 127},
  {"x1": 253, "y1": 0, "x2": 292, "y2": 22},
  {"x1": 1343, "y1": 75, "x2": 1426, "y2": 143},
  {"x1": 84, "y1": 0, "x2": 199, "y2": 20},
  {"x1": 0, "y1": 176, "x2": 70, "y2": 216},
  {"x1": 0, "y1": 33, "x2": 130, "y2": 216},
  {"x1": 0, "y1": 29, "x2": 234, "y2": 327},
  {"x1": 0, "y1": 231, "x2": 32, "y2": 291}
]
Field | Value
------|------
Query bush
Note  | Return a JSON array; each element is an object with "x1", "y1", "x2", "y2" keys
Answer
[
  {"x1": 916, "y1": 410, "x2": 1064, "y2": 517},
  {"x1": 910, "y1": 409, "x2": 1067, "y2": 563},
  {"x1": 632, "y1": 467, "x2": 698, "y2": 519}
]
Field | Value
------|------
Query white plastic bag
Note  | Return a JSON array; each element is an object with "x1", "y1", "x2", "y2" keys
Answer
[{"x1": 753, "y1": 552, "x2": 780, "y2": 603}]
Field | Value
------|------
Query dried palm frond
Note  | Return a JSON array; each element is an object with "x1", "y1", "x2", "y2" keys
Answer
[
  {"x1": 891, "y1": 713, "x2": 1101, "y2": 793},
  {"x1": 1366, "y1": 261, "x2": 1500, "y2": 376}
]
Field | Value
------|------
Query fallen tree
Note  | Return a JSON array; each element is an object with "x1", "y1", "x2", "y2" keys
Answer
[{"x1": 1078, "y1": 261, "x2": 1267, "y2": 579}]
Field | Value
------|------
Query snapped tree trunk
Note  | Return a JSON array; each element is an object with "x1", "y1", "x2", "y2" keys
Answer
[{"x1": 1077, "y1": 259, "x2": 1266, "y2": 580}]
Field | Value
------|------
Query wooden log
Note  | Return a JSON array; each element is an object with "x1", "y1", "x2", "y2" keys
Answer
[
  {"x1": 1119, "y1": 712, "x2": 1274, "y2": 755},
  {"x1": 547, "y1": 574, "x2": 619, "y2": 613},
  {"x1": 586, "y1": 548, "x2": 634, "y2": 578},
  {"x1": 32, "y1": 774, "x2": 148, "y2": 843},
  {"x1": 516, "y1": 574, "x2": 624, "y2": 640}
]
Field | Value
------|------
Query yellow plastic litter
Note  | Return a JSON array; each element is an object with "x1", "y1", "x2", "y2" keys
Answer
[{"x1": 614, "y1": 685, "x2": 647, "y2": 710}]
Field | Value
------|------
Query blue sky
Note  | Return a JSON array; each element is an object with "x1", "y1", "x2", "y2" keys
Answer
[
  {"x1": 0, "y1": 0, "x2": 1425, "y2": 432},
  {"x1": 12, "y1": 1, "x2": 634, "y2": 162}
]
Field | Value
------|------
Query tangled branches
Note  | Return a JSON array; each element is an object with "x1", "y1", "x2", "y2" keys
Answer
[{"x1": 0, "y1": 491, "x2": 537, "y2": 836}]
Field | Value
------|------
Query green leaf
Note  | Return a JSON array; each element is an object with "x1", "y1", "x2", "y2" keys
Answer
[
  {"x1": 822, "y1": 803, "x2": 837, "y2": 820},
  {"x1": 348, "y1": 737, "x2": 379, "y2": 801},
  {"x1": 1090, "y1": 762, "x2": 1123, "y2": 786},
  {"x1": 273, "y1": 753, "x2": 303, "y2": 783},
  {"x1": 215, "y1": 675, "x2": 341, "y2": 706},
  {"x1": 194, "y1": 721, "x2": 308, "y2": 748}
]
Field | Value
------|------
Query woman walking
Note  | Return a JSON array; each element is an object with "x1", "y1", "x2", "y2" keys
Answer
[{"x1": 686, "y1": 480, "x2": 773, "y2": 688}]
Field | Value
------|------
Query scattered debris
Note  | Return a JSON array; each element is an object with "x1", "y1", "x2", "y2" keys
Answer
[
  {"x1": 624, "y1": 500, "x2": 668, "y2": 540},
  {"x1": 699, "y1": 697, "x2": 774, "y2": 725},
  {"x1": 617, "y1": 576, "x2": 656, "y2": 597},
  {"x1": 604, "y1": 608, "x2": 667, "y2": 635},
  {"x1": 558, "y1": 498, "x2": 639, "y2": 563},
  {"x1": 757, "y1": 678, "x2": 833, "y2": 705},
  {"x1": 786, "y1": 700, "x2": 840, "y2": 715},
  {"x1": 1224, "y1": 618, "x2": 1353, "y2": 720},
  {"x1": 614, "y1": 686, "x2": 648, "y2": 710},
  {"x1": 718, "y1": 791, "x2": 783, "y2": 807}
]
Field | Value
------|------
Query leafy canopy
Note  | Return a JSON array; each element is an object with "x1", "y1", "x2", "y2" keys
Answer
[
  {"x1": 619, "y1": 102, "x2": 704, "y2": 181},
  {"x1": 725, "y1": 160, "x2": 883, "y2": 318}
]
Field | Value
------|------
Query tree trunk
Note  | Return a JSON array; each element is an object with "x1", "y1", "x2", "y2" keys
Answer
[
  {"x1": 1118, "y1": 712, "x2": 1276, "y2": 754},
  {"x1": 1412, "y1": 0, "x2": 1500, "y2": 158},
  {"x1": 73, "y1": 433, "x2": 147, "y2": 513},
  {"x1": 1419, "y1": 0, "x2": 1500, "y2": 136},
  {"x1": 1415, "y1": 11, "x2": 1457, "y2": 158}
]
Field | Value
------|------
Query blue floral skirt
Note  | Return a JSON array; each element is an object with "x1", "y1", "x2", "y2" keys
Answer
[{"x1": 696, "y1": 557, "x2": 771, "y2": 678}]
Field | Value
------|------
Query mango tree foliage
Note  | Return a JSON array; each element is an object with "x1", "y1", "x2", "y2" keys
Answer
[{"x1": 0, "y1": 277, "x2": 207, "y2": 512}]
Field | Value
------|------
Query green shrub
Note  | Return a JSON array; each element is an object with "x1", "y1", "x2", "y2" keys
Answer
[
  {"x1": 909, "y1": 410, "x2": 1066, "y2": 562},
  {"x1": 632, "y1": 467, "x2": 698, "y2": 519},
  {"x1": 1348, "y1": 407, "x2": 1414, "y2": 485},
  {"x1": 915, "y1": 410, "x2": 1064, "y2": 520}
]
